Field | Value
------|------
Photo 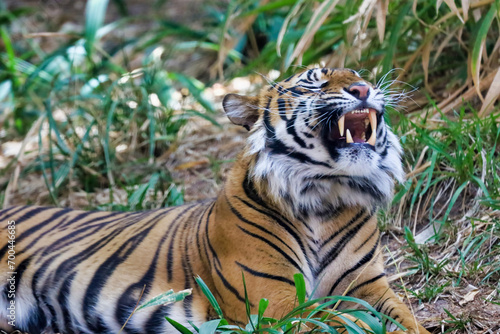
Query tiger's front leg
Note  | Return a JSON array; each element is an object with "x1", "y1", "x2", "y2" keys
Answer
[{"x1": 350, "y1": 278, "x2": 431, "y2": 334}]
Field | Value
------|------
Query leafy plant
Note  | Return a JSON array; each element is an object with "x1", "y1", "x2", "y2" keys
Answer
[
  {"x1": 403, "y1": 227, "x2": 449, "y2": 279},
  {"x1": 442, "y1": 309, "x2": 473, "y2": 333},
  {"x1": 162, "y1": 273, "x2": 404, "y2": 334},
  {"x1": 404, "y1": 281, "x2": 450, "y2": 303}
]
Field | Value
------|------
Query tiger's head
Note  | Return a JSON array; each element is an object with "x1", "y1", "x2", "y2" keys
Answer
[{"x1": 223, "y1": 68, "x2": 404, "y2": 223}]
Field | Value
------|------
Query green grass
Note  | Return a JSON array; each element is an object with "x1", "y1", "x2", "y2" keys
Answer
[
  {"x1": 0, "y1": 0, "x2": 221, "y2": 210},
  {"x1": 154, "y1": 274, "x2": 404, "y2": 334},
  {"x1": 1, "y1": 0, "x2": 500, "y2": 332}
]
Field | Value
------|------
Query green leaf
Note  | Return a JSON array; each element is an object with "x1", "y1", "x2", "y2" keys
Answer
[
  {"x1": 195, "y1": 276, "x2": 224, "y2": 319},
  {"x1": 241, "y1": 272, "x2": 255, "y2": 331},
  {"x1": 440, "y1": 181, "x2": 469, "y2": 223},
  {"x1": 128, "y1": 173, "x2": 160, "y2": 209},
  {"x1": 136, "y1": 289, "x2": 192, "y2": 312},
  {"x1": 84, "y1": 0, "x2": 110, "y2": 55},
  {"x1": 198, "y1": 319, "x2": 221, "y2": 334},
  {"x1": 347, "y1": 310, "x2": 386, "y2": 334},
  {"x1": 242, "y1": 0, "x2": 298, "y2": 16},
  {"x1": 382, "y1": 2, "x2": 412, "y2": 76},
  {"x1": 165, "y1": 316, "x2": 194, "y2": 334},
  {"x1": 471, "y1": 6, "x2": 496, "y2": 94},
  {"x1": 258, "y1": 298, "x2": 269, "y2": 325},
  {"x1": 293, "y1": 273, "x2": 306, "y2": 305},
  {"x1": 46, "y1": 101, "x2": 71, "y2": 156},
  {"x1": 0, "y1": 27, "x2": 18, "y2": 87},
  {"x1": 333, "y1": 313, "x2": 368, "y2": 334}
]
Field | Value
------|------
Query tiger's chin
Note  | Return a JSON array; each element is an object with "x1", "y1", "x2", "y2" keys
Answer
[{"x1": 247, "y1": 149, "x2": 400, "y2": 224}]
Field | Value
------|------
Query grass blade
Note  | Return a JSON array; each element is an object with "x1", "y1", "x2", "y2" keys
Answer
[
  {"x1": 258, "y1": 298, "x2": 269, "y2": 327},
  {"x1": 84, "y1": 0, "x2": 110, "y2": 55},
  {"x1": 198, "y1": 319, "x2": 221, "y2": 334},
  {"x1": 136, "y1": 289, "x2": 192, "y2": 312},
  {"x1": 0, "y1": 27, "x2": 19, "y2": 88},
  {"x1": 471, "y1": 6, "x2": 496, "y2": 101},
  {"x1": 194, "y1": 276, "x2": 223, "y2": 319},
  {"x1": 165, "y1": 317, "x2": 194, "y2": 334},
  {"x1": 382, "y1": 1, "x2": 411, "y2": 76},
  {"x1": 293, "y1": 273, "x2": 306, "y2": 305}
]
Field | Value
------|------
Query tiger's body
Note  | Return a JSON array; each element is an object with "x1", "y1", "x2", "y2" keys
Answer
[{"x1": 0, "y1": 68, "x2": 430, "y2": 333}]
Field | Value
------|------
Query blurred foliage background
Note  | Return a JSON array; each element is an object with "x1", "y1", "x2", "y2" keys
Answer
[
  {"x1": 1, "y1": 0, "x2": 500, "y2": 331},
  {"x1": 1, "y1": 0, "x2": 499, "y2": 209}
]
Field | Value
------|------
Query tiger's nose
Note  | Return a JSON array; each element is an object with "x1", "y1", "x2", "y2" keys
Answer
[{"x1": 346, "y1": 84, "x2": 370, "y2": 100}]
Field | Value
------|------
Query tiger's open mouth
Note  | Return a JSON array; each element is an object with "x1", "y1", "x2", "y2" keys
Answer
[{"x1": 326, "y1": 108, "x2": 377, "y2": 147}]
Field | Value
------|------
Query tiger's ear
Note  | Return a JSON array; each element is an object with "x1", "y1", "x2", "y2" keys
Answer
[{"x1": 222, "y1": 94, "x2": 260, "y2": 131}]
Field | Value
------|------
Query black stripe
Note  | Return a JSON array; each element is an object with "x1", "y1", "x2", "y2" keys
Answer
[
  {"x1": 237, "y1": 225, "x2": 302, "y2": 273},
  {"x1": 375, "y1": 296, "x2": 391, "y2": 312},
  {"x1": 0, "y1": 206, "x2": 55, "y2": 259},
  {"x1": 320, "y1": 209, "x2": 365, "y2": 248},
  {"x1": 226, "y1": 196, "x2": 301, "y2": 264},
  {"x1": 386, "y1": 306, "x2": 395, "y2": 317},
  {"x1": 167, "y1": 223, "x2": 182, "y2": 281},
  {"x1": 236, "y1": 262, "x2": 295, "y2": 286},
  {"x1": 328, "y1": 238, "x2": 381, "y2": 295},
  {"x1": 242, "y1": 174, "x2": 306, "y2": 233},
  {"x1": 43, "y1": 211, "x2": 146, "y2": 256},
  {"x1": 15, "y1": 215, "x2": 72, "y2": 257},
  {"x1": 277, "y1": 98, "x2": 287, "y2": 118},
  {"x1": 235, "y1": 196, "x2": 308, "y2": 263},
  {"x1": 144, "y1": 305, "x2": 173, "y2": 333},
  {"x1": 284, "y1": 74, "x2": 296, "y2": 82},
  {"x1": 59, "y1": 210, "x2": 127, "y2": 229},
  {"x1": 214, "y1": 263, "x2": 247, "y2": 304},
  {"x1": 83, "y1": 211, "x2": 166, "y2": 330},
  {"x1": 315, "y1": 212, "x2": 373, "y2": 278},
  {"x1": 286, "y1": 86, "x2": 307, "y2": 96},
  {"x1": 57, "y1": 272, "x2": 77, "y2": 333},
  {"x1": 195, "y1": 204, "x2": 213, "y2": 269},
  {"x1": 0, "y1": 205, "x2": 27, "y2": 220},
  {"x1": 181, "y1": 206, "x2": 205, "y2": 321},
  {"x1": 116, "y1": 208, "x2": 185, "y2": 331},
  {"x1": 286, "y1": 104, "x2": 308, "y2": 149},
  {"x1": 306, "y1": 70, "x2": 314, "y2": 81},
  {"x1": 268, "y1": 136, "x2": 331, "y2": 167},
  {"x1": 354, "y1": 226, "x2": 378, "y2": 252},
  {"x1": 204, "y1": 203, "x2": 221, "y2": 267}
]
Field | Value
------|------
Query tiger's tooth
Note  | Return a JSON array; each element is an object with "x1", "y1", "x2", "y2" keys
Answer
[
  {"x1": 368, "y1": 131, "x2": 376, "y2": 146},
  {"x1": 368, "y1": 111, "x2": 377, "y2": 146},
  {"x1": 346, "y1": 129, "x2": 353, "y2": 143},
  {"x1": 338, "y1": 115, "x2": 345, "y2": 137}
]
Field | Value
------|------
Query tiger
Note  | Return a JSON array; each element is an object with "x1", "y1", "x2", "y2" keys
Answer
[{"x1": 0, "y1": 67, "x2": 431, "y2": 334}]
